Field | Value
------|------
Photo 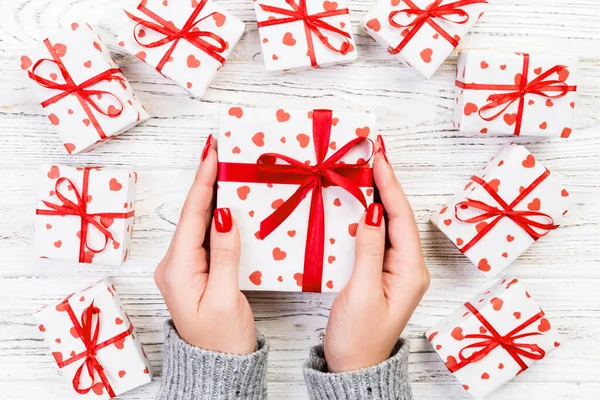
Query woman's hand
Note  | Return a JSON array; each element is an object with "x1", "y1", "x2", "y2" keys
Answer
[
  {"x1": 324, "y1": 135, "x2": 430, "y2": 372},
  {"x1": 154, "y1": 136, "x2": 256, "y2": 355}
]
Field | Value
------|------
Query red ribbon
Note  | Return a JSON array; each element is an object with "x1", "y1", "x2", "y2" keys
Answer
[
  {"x1": 454, "y1": 170, "x2": 558, "y2": 254},
  {"x1": 388, "y1": 0, "x2": 487, "y2": 55},
  {"x1": 56, "y1": 296, "x2": 134, "y2": 398},
  {"x1": 28, "y1": 39, "x2": 126, "y2": 140},
  {"x1": 456, "y1": 53, "x2": 577, "y2": 135},
  {"x1": 125, "y1": 0, "x2": 227, "y2": 72},
  {"x1": 447, "y1": 302, "x2": 546, "y2": 373},
  {"x1": 257, "y1": 0, "x2": 352, "y2": 68},
  {"x1": 36, "y1": 168, "x2": 135, "y2": 263},
  {"x1": 218, "y1": 110, "x2": 374, "y2": 292}
]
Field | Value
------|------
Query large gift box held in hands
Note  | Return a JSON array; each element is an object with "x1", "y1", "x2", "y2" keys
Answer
[
  {"x1": 361, "y1": 0, "x2": 488, "y2": 79},
  {"x1": 118, "y1": 0, "x2": 245, "y2": 98},
  {"x1": 217, "y1": 107, "x2": 376, "y2": 292},
  {"x1": 20, "y1": 23, "x2": 150, "y2": 155},
  {"x1": 431, "y1": 144, "x2": 571, "y2": 277},
  {"x1": 34, "y1": 279, "x2": 153, "y2": 398},
  {"x1": 254, "y1": 0, "x2": 358, "y2": 72},
  {"x1": 426, "y1": 277, "x2": 561, "y2": 399},
  {"x1": 455, "y1": 51, "x2": 578, "y2": 137},
  {"x1": 35, "y1": 165, "x2": 137, "y2": 266}
]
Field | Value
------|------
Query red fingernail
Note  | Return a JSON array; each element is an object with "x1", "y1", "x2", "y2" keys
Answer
[
  {"x1": 377, "y1": 135, "x2": 389, "y2": 164},
  {"x1": 214, "y1": 208, "x2": 232, "y2": 233},
  {"x1": 201, "y1": 134, "x2": 213, "y2": 162},
  {"x1": 365, "y1": 203, "x2": 383, "y2": 228}
]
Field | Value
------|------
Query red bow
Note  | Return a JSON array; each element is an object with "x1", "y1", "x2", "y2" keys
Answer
[
  {"x1": 125, "y1": 0, "x2": 227, "y2": 72},
  {"x1": 388, "y1": 0, "x2": 487, "y2": 55},
  {"x1": 28, "y1": 39, "x2": 126, "y2": 141},
  {"x1": 455, "y1": 171, "x2": 558, "y2": 254},
  {"x1": 218, "y1": 110, "x2": 373, "y2": 292},
  {"x1": 57, "y1": 297, "x2": 134, "y2": 398},
  {"x1": 448, "y1": 302, "x2": 546, "y2": 373},
  {"x1": 36, "y1": 168, "x2": 135, "y2": 263},
  {"x1": 257, "y1": 0, "x2": 352, "y2": 68},
  {"x1": 456, "y1": 54, "x2": 577, "y2": 135}
]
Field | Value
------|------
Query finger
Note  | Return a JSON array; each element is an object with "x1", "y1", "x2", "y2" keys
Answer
[
  {"x1": 172, "y1": 135, "x2": 218, "y2": 253},
  {"x1": 205, "y1": 208, "x2": 241, "y2": 295},
  {"x1": 373, "y1": 142, "x2": 423, "y2": 265},
  {"x1": 349, "y1": 203, "x2": 386, "y2": 289}
]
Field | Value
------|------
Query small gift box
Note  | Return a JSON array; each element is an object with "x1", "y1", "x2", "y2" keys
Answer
[
  {"x1": 455, "y1": 51, "x2": 579, "y2": 136},
  {"x1": 217, "y1": 107, "x2": 376, "y2": 292},
  {"x1": 34, "y1": 278, "x2": 153, "y2": 398},
  {"x1": 426, "y1": 276, "x2": 561, "y2": 399},
  {"x1": 431, "y1": 144, "x2": 570, "y2": 277},
  {"x1": 254, "y1": 0, "x2": 358, "y2": 72},
  {"x1": 361, "y1": 0, "x2": 488, "y2": 79},
  {"x1": 118, "y1": 0, "x2": 245, "y2": 98},
  {"x1": 35, "y1": 165, "x2": 137, "y2": 266},
  {"x1": 20, "y1": 22, "x2": 150, "y2": 155}
]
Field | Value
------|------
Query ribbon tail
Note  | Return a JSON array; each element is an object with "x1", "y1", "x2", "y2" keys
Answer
[
  {"x1": 302, "y1": 184, "x2": 325, "y2": 292},
  {"x1": 260, "y1": 181, "x2": 316, "y2": 239}
]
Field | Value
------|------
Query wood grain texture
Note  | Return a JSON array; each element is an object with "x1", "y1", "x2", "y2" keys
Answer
[{"x1": 1, "y1": 0, "x2": 599, "y2": 399}]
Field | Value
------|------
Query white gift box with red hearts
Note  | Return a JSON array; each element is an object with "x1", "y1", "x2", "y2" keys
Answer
[
  {"x1": 35, "y1": 165, "x2": 137, "y2": 266},
  {"x1": 118, "y1": 0, "x2": 245, "y2": 98},
  {"x1": 455, "y1": 51, "x2": 579, "y2": 137},
  {"x1": 34, "y1": 279, "x2": 153, "y2": 399},
  {"x1": 217, "y1": 106, "x2": 376, "y2": 292},
  {"x1": 361, "y1": 0, "x2": 488, "y2": 79},
  {"x1": 426, "y1": 277, "x2": 561, "y2": 399},
  {"x1": 20, "y1": 22, "x2": 150, "y2": 155},
  {"x1": 431, "y1": 144, "x2": 571, "y2": 277},
  {"x1": 255, "y1": 0, "x2": 358, "y2": 72}
]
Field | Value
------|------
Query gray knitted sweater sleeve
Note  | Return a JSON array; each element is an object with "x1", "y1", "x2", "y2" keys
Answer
[
  {"x1": 303, "y1": 339, "x2": 413, "y2": 400},
  {"x1": 157, "y1": 320, "x2": 412, "y2": 400},
  {"x1": 156, "y1": 320, "x2": 269, "y2": 400}
]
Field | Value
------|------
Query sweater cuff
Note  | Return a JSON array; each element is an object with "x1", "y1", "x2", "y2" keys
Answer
[
  {"x1": 157, "y1": 320, "x2": 269, "y2": 400},
  {"x1": 303, "y1": 339, "x2": 413, "y2": 400}
]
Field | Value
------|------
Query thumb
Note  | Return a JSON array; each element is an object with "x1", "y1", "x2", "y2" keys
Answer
[
  {"x1": 206, "y1": 208, "x2": 241, "y2": 294},
  {"x1": 349, "y1": 203, "x2": 386, "y2": 289}
]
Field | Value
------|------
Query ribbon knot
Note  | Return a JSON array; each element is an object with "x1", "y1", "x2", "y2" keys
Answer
[
  {"x1": 448, "y1": 302, "x2": 546, "y2": 374},
  {"x1": 456, "y1": 53, "x2": 577, "y2": 135},
  {"x1": 258, "y1": 0, "x2": 352, "y2": 67},
  {"x1": 454, "y1": 171, "x2": 558, "y2": 254},
  {"x1": 388, "y1": 0, "x2": 487, "y2": 55},
  {"x1": 56, "y1": 295, "x2": 135, "y2": 398},
  {"x1": 125, "y1": 0, "x2": 227, "y2": 72},
  {"x1": 28, "y1": 39, "x2": 127, "y2": 141},
  {"x1": 36, "y1": 168, "x2": 135, "y2": 263},
  {"x1": 479, "y1": 64, "x2": 573, "y2": 123}
]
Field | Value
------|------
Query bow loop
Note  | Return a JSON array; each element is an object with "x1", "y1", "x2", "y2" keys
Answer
[
  {"x1": 28, "y1": 56, "x2": 126, "y2": 120},
  {"x1": 125, "y1": 0, "x2": 227, "y2": 71},
  {"x1": 257, "y1": 0, "x2": 352, "y2": 66},
  {"x1": 447, "y1": 302, "x2": 548, "y2": 374},
  {"x1": 72, "y1": 302, "x2": 102, "y2": 395},
  {"x1": 389, "y1": 0, "x2": 471, "y2": 29},
  {"x1": 453, "y1": 172, "x2": 559, "y2": 254}
]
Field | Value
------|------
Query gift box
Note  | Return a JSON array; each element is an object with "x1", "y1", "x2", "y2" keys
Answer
[
  {"x1": 35, "y1": 165, "x2": 137, "y2": 266},
  {"x1": 254, "y1": 0, "x2": 358, "y2": 72},
  {"x1": 426, "y1": 276, "x2": 561, "y2": 399},
  {"x1": 34, "y1": 278, "x2": 153, "y2": 398},
  {"x1": 455, "y1": 51, "x2": 579, "y2": 136},
  {"x1": 20, "y1": 22, "x2": 150, "y2": 155},
  {"x1": 431, "y1": 144, "x2": 570, "y2": 277},
  {"x1": 361, "y1": 0, "x2": 488, "y2": 79},
  {"x1": 217, "y1": 107, "x2": 376, "y2": 292},
  {"x1": 118, "y1": 0, "x2": 245, "y2": 98}
]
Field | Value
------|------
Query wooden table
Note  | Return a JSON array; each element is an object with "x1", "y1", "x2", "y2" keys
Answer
[{"x1": 1, "y1": 0, "x2": 599, "y2": 398}]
